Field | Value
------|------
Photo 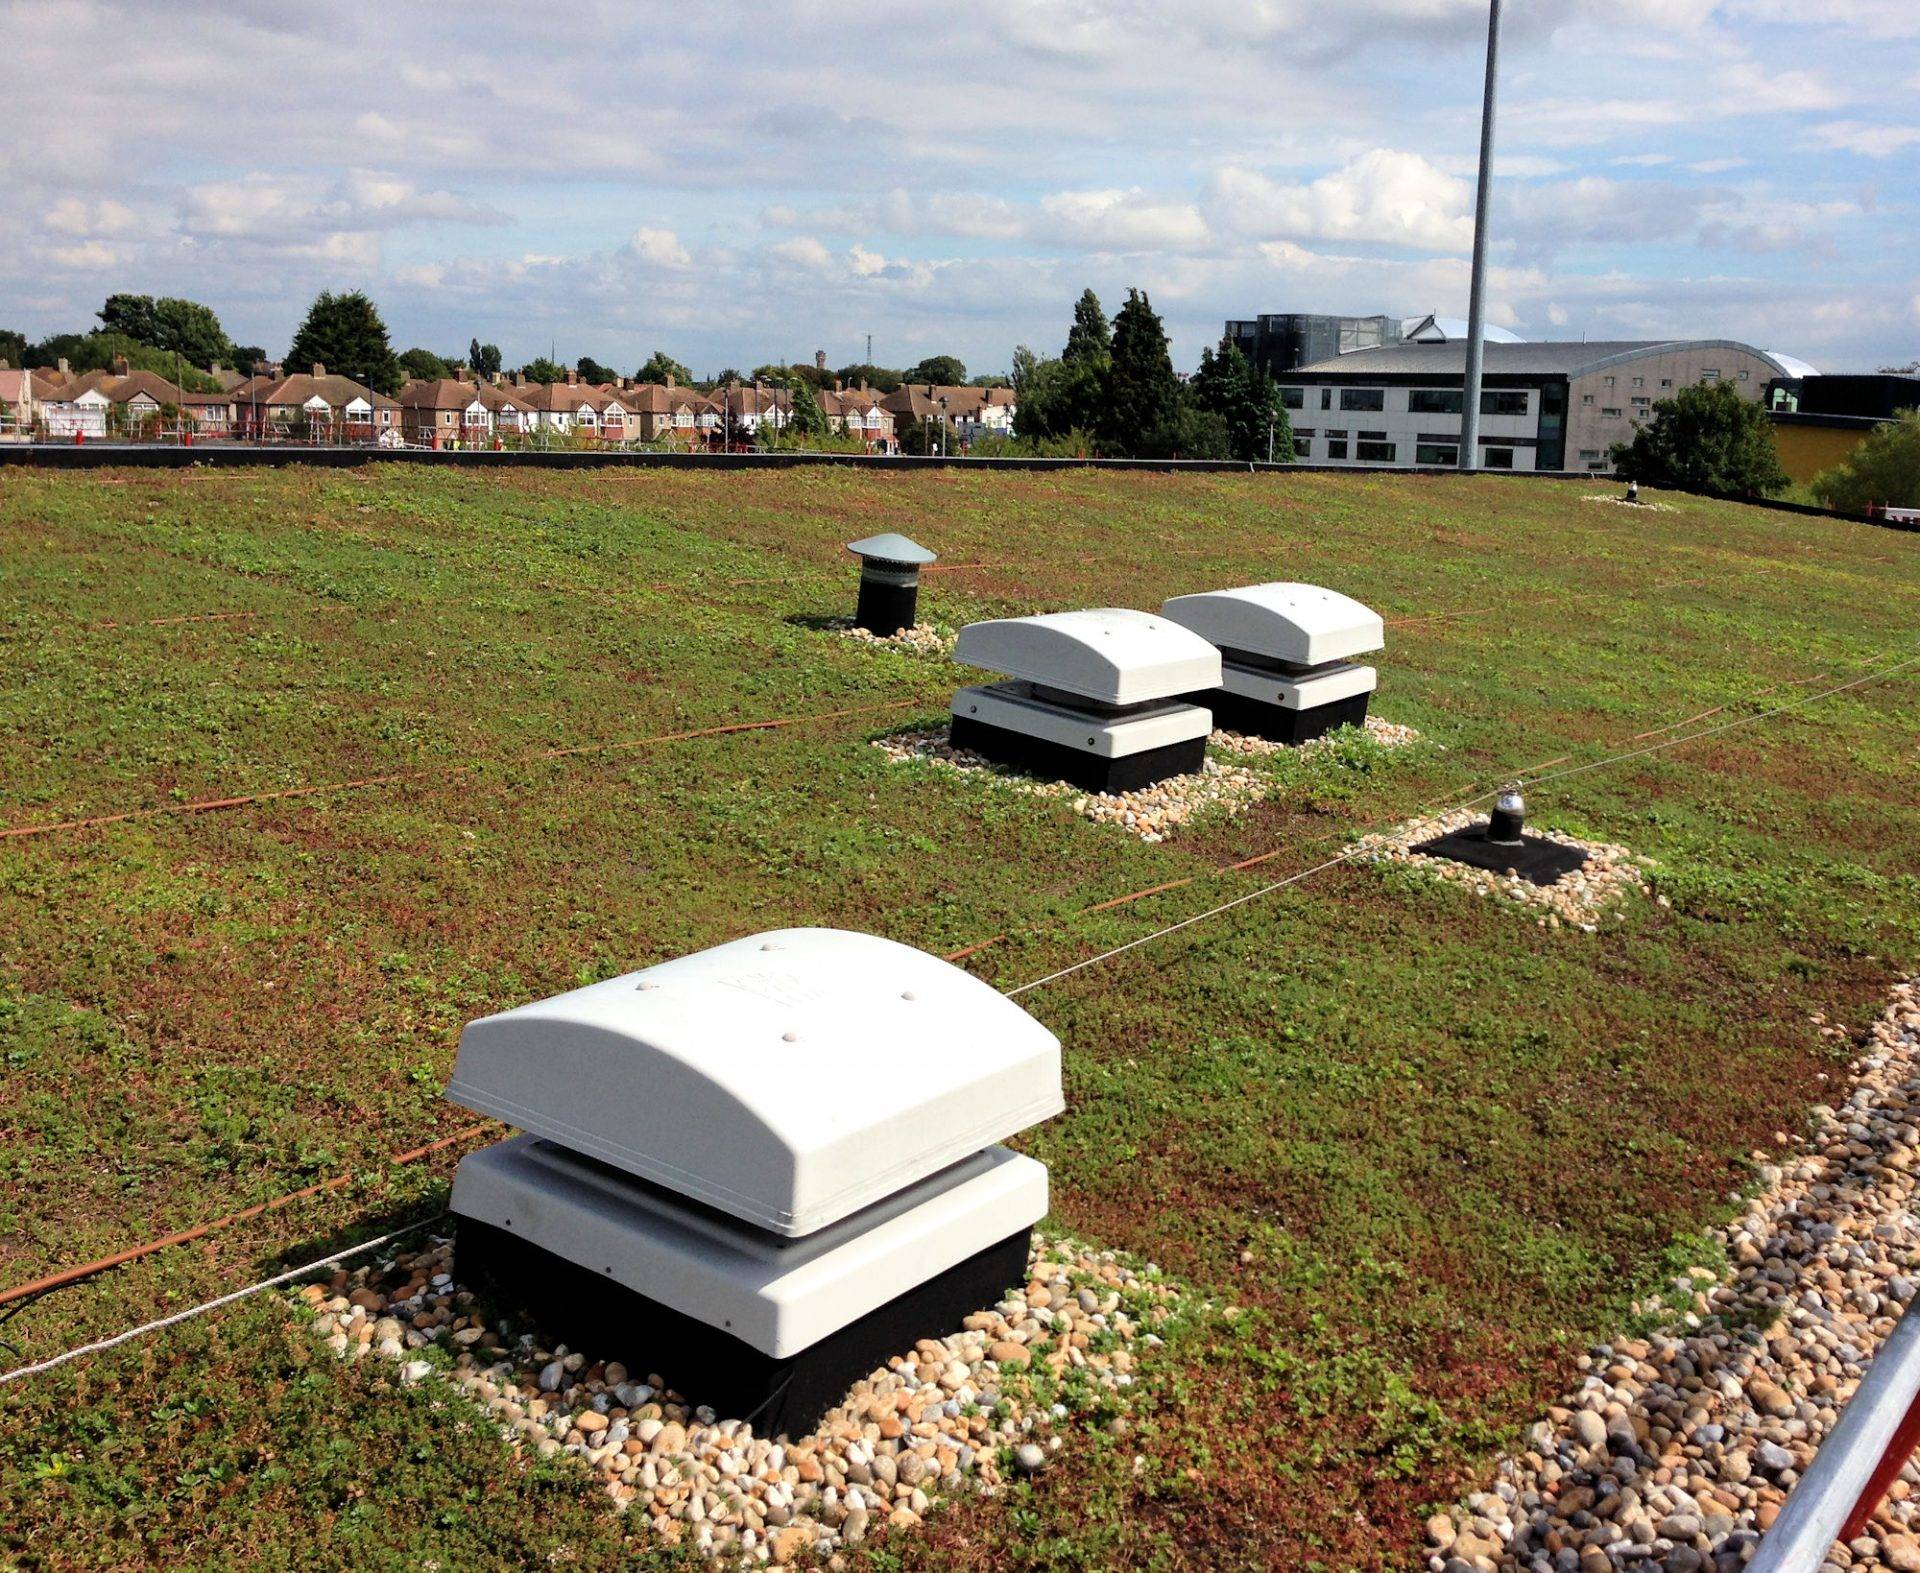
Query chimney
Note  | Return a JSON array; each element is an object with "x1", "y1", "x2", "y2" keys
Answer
[
  {"x1": 312, "y1": 362, "x2": 326, "y2": 378},
  {"x1": 815, "y1": 349, "x2": 827, "y2": 370},
  {"x1": 270, "y1": 362, "x2": 284, "y2": 379},
  {"x1": 835, "y1": 378, "x2": 844, "y2": 392},
  {"x1": 210, "y1": 362, "x2": 224, "y2": 379},
  {"x1": 112, "y1": 354, "x2": 130, "y2": 376},
  {"x1": 566, "y1": 368, "x2": 579, "y2": 386},
  {"x1": 665, "y1": 371, "x2": 675, "y2": 388},
  {"x1": 58, "y1": 357, "x2": 71, "y2": 376},
  {"x1": 513, "y1": 371, "x2": 525, "y2": 388}
]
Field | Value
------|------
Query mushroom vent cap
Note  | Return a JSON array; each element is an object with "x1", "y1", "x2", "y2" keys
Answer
[
  {"x1": 1160, "y1": 582, "x2": 1384, "y2": 667},
  {"x1": 846, "y1": 533, "x2": 937, "y2": 569},
  {"x1": 953, "y1": 608, "x2": 1221, "y2": 705},
  {"x1": 445, "y1": 927, "x2": 1061, "y2": 1238}
]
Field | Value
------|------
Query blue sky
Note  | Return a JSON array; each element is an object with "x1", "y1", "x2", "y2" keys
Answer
[{"x1": 4, "y1": 0, "x2": 1916, "y2": 376}]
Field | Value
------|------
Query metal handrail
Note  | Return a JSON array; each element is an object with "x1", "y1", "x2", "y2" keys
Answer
[{"x1": 1750, "y1": 1303, "x2": 1920, "y2": 1572}]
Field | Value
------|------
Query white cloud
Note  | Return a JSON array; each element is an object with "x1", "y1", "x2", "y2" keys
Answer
[
  {"x1": 626, "y1": 227, "x2": 692, "y2": 268},
  {"x1": 44, "y1": 197, "x2": 136, "y2": 236},
  {"x1": 1809, "y1": 121, "x2": 1920, "y2": 158},
  {"x1": 1212, "y1": 150, "x2": 1473, "y2": 252},
  {"x1": 1035, "y1": 188, "x2": 1209, "y2": 250},
  {"x1": 1713, "y1": 61, "x2": 1846, "y2": 112}
]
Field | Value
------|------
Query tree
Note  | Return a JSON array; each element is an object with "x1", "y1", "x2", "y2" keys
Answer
[
  {"x1": 785, "y1": 378, "x2": 830, "y2": 442},
  {"x1": 576, "y1": 355, "x2": 616, "y2": 386},
  {"x1": 1099, "y1": 289, "x2": 1180, "y2": 458},
  {"x1": 97, "y1": 293, "x2": 234, "y2": 369},
  {"x1": 0, "y1": 326, "x2": 25, "y2": 365},
  {"x1": 521, "y1": 357, "x2": 567, "y2": 384},
  {"x1": 636, "y1": 349, "x2": 692, "y2": 385},
  {"x1": 709, "y1": 367, "x2": 743, "y2": 388},
  {"x1": 232, "y1": 345, "x2": 267, "y2": 375},
  {"x1": 399, "y1": 347, "x2": 454, "y2": 381},
  {"x1": 1063, "y1": 288, "x2": 1110, "y2": 369},
  {"x1": 902, "y1": 354, "x2": 966, "y2": 387},
  {"x1": 1189, "y1": 336, "x2": 1294, "y2": 462},
  {"x1": 287, "y1": 290, "x2": 402, "y2": 394},
  {"x1": 1610, "y1": 380, "x2": 1788, "y2": 495},
  {"x1": 834, "y1": 362, "x2": 901, "y2": 393},
  {"x1": 469, "y1": 339, "x2": 502, "y2": 377},
  {"x1": 98, "y1": 293, "x2": 161, "y2": 345},
  {"x1": 1812, "y1": 410, "x2": 1920, "y2": 513}
]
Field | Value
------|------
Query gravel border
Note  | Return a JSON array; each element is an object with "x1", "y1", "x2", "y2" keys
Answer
[
  {"x1": 1210, "y1": 714, "x2": 1426, "y2": 759},
  {"x1": 836, "y1": 623, "x2": 955, "y2": 656},
  {"x1": 1356, "y1": 806, "x2": 1654, "y2": 930},
  {"x1": 298, "y1": 1232, "x2": 1183, "y2": 1565},
  {"x1": 873, "y1": 727, "x2": 1272, "y2": 842},
  {"x1": 1427, "y1": 979, "x2": 1920, "y2": 1573}
]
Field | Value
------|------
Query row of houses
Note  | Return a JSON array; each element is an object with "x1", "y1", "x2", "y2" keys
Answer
[{"x1": 0, "y1": 357, "x2": 1018, "y2": 451}]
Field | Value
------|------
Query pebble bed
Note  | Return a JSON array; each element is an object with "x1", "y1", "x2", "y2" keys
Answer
[
  {"x1": 1210, "y1": 714, "x2": 1425, "y2": 759},
  {"x1": 298, "y1": 1233, "x2": 1181, "y2": 1565},
  {"x1": 874, "y1": 726, "x2": 1270, "y2": 842},
  {"x1": 837, "y1": 622, "x2": 955, "y2": 656},
  {"x1": 1581, "y1": 495, "x2": 1677, "y2": 513},
  {"x1": 1356, "y1": 806, "x2": 1653, "y2": 931},
  {"x1": 1427, "y1": 979, "x2": 1920, "y2": 1573}
]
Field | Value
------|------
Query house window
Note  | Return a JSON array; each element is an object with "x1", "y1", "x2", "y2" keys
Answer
[
  {"x1": 1415, "y1": 443, "x2": 1458, "y2": 465},
  {"x1": 1340, "y1": 388, "x2": 1386, "y2": 412},
  {"x1": 1483, "y1": 447, "x2": 1515, "y2": 469},
  {"x1": 1409, "y1": 389, "x2": 1463, "y2": 415},
  {"x1": 1355, "y1": 439, "x2": 1396, "y2": 462},
  {"x1": 1480, "y1": 390, "x2": 1528, "y2": 416},
  {"x1": 1278, "y1": 387, "x2": 1304, "y2": 409},
  {"x1": 1324, "y1": 438, "x2": 1348, "y2": 459}
]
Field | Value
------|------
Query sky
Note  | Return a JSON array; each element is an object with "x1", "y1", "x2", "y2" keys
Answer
[{"x1": 3, "y1": 0, "x2": 1917, "y2": 378}]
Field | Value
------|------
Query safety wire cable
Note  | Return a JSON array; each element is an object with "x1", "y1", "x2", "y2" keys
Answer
[{"x1": 2, "y1": 643, "x2": 1916, "y2": 1387}]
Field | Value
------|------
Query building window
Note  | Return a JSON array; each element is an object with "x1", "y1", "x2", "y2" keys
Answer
[
  {"x1": 1358, "y1": 430, "x2": 1386, "y2": 441},
  {"x1": 1325, "y1": 439, "x2": 1348, "y2": 459},
  {"x1": 1409, "y1": 388, "x2": 1463, "y2": 415},
  {"x1": 1581, "y1": 394, "x2": 1594, "y2": 406},
  {"x1": 1293, "y1": 437, "x2": 1312, "y2": 458},
  {"x1": 1631, "y1": 376, "x2": 1645, "y2": 389},
  {"x1": 1737, "y1": 369, "x2": 1750, "y2": 381},
  {"x1": 1415, "y1": 443, "x2": 1458, "y2": 465},
  {"x1": 1632, "y1": 397, "x2": 1651, "y2": 411},
  {"x1": 1320, "y1": 388, "x2": 1332, "y2": 410},
  {"x1": 1481, "y1": 389, "x2": 1528, "y2": 416},
  {"x1": 1701, "y1": 368, "x2": 1721, "y2": 382},
  {"x1": 1589, "y1": 458, "x2": 1611, "y2": 472},
  {"x1": 1601, "y1": 406, "x2": 1623, "y2": 418},
  {"x1": 1603, "y1": 376, "x2": 1616, "y2": 389},
  {"x1": 1483, "y1": 447, "x2": 1515, "y2": 469},
  {"x1": 1579, "y1": 449, "x2": 1601, "y2": 461},
  {"x1": 1340, "y1": 388, "x2": 1386, "y2": 412},
  {"x1": 1355, "y1": 440, "x2": 1395, "y2": 462},
  {"x1": 1278, "y1": 387, "x2": 1304, "y2": 409}
]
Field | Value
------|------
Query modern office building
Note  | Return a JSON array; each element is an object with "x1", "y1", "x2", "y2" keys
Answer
[
  {"x1": 1765, "y1": 372, "x2": 1916, "y2": 485},
  {"x1": 1276, "y1": 339, "x2": 1794, "y2": 472},
  {"x1": 1225, "y1": 314, "x2": 1403, "y2": 378}
]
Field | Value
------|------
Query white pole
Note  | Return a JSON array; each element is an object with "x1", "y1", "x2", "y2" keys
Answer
[{"x1": 1459, "y1": 0, "x2": 1502, "y2": 473}]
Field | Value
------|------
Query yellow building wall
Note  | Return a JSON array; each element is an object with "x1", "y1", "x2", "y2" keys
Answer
[{"x1": 1771, "y1": 421, "x2": 1872, "y2": 486}]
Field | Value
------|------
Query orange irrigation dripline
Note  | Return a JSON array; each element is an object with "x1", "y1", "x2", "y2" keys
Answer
[
  {"x1": 0, "y1": 699, "x2": 923, "y2": 844},
  {"x1": 92, "y1": 611, "x2": 262, "y2": 631},
  {"x1": 0, "y1": 1123, "x2": 498, "y2": 1311}
]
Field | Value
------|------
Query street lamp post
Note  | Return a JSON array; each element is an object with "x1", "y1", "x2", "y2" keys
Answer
[{"x1": 1458, "y1": 0, "x2": 1503, "y2": 474}]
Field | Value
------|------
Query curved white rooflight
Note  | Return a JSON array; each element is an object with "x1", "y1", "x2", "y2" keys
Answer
[
  {"x1": 954, "y1": 608, "x2": 1221, "y2": 706},
  {"x1": 1160, "y1": 583, "x2": 1383, "y2": 668},
  {"x1": 446, "y1": 927, "x2": 1062, "y2": 1238}
]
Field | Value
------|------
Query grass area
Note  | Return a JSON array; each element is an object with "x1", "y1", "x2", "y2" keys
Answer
[{"x1": 1, "y1": 462, "x2": 1917, "y2": 1568}]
